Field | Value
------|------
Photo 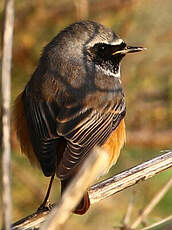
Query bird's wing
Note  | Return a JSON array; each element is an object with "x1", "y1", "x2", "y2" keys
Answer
[
  {"x1": 22, "y1": 88, "x2": 63, "y2": 177},
  {"x1": 22, "y1": 82, "x2": 126, "y2": 179},
  {"x1": 56, "y1": 97, "x2": 126, "y2": 179}
]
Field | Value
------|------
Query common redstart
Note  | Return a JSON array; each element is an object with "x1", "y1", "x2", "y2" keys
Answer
[{"x1": 13, "y1": 21, "x2": 145, "y2": 214}]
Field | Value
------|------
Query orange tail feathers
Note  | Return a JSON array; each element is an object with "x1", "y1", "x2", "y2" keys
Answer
[
  {"x1": 61, "y1": 179, "x2": 90, "y2": 215},
  {"x1": 13, "y1": 93, "x2": 39, "y2": 166}
]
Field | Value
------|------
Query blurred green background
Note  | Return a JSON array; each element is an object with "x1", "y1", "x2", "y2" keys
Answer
[{"x1": 0, "y1": 0, "x2": 172, "y2": 229}]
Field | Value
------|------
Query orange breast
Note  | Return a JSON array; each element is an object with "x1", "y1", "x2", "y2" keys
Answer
[{"x1": 101, "y1": 119, "x2": 126, "y2": 173}]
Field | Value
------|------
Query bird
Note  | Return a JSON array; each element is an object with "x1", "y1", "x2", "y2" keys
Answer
[{"x1": 13, "y1": 20, "x2": 145, "y2": 215}]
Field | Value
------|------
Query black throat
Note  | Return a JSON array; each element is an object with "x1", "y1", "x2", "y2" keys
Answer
[{"x1": 88, "y1": 42, "x2": 126, "y2": 75}]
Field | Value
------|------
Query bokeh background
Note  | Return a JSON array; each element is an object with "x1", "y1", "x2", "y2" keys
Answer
[{"x1": 0, "y1": 0, "x2": 172, "y2": 229}]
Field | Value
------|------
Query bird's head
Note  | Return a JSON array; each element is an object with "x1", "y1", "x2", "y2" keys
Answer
[
  {"x1": 84, "y1": 22, "x2": 146, "y2": 78},
  {"x1": 43, "y1": 21, "x2": 146, "y2": 80}
]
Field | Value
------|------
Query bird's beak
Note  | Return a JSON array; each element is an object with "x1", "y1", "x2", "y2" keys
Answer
[{"x1": 112, "y1": 46, "x2": 147, "y2": 55}]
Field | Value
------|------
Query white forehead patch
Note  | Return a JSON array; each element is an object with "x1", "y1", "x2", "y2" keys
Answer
[
  {"x1": 88, "y1": 38, "x2": 123, "y2": 48},
  {"x1": 111, "y1": 38, "x2": 123, "y2": 45}
]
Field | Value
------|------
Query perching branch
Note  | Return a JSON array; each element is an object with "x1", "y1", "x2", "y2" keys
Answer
[
  {"x1": 88, "y1": 150, "x2": 172, "y2": 204},
  {"x1": 12, "y1": 147, "x2": 109, "y2": 230},
  {"x1": 12, "y1": 150, "x2": 172, "y2": 230},
  {"x1": 1, "y1": 0, "x2": 14, "y2": 229}
]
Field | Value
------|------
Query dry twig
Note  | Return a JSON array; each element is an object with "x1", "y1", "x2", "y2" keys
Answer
[
  {"x1": 122, "y1": 192, "x2": 135, "y2": 228},
  {"x1": 1, "y1": 0, "x2": 14, "y2": 229},
  {"x1": 140, "y1": 215, "x2": 172, "y2": 230},
  {"x1": 130, "y1": 176, "x2": 172, "y2": 229},
  {"x1": 11, "y1": 150, "x2": 172, "y2": 230}
]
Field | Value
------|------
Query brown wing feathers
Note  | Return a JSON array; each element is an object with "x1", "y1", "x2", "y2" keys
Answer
[
  {"x1": 22, "y1": 88, "x2": 61, "y2": 177},
  {"x1": 13, "y1": 79, "x2": 126, "y2": 215},
  {"x1": 13, "y1": 86, "x2": 125, "y2": 178}
]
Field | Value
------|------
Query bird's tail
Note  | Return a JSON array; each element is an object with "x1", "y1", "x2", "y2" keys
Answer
[
  {"x1": 74, "y1": 192, "x2": 90, "y2": 215},
  {"x1": 61, "y1": 179, "x2": 90, "y2": 215}
]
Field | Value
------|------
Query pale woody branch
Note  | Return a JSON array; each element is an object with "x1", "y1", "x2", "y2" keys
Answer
[
  {"x1": 12, "y1": 150, "x2": 172, "y2": 230},
  {"x1": 1, "y1": 0, "x2": 14, "y2": 229},
  {"x1": 89, "y1": 150, "x2": 172, "y2": 203}
]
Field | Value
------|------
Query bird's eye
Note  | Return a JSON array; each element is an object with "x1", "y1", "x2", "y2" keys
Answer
[
  {"x1": 88, "y1": 43, "x2": 112, "y2": 60},
  {"x1": 93, "y1": 43, "x2": 107, "y2": 51},
  {"x1": 100, "y1": 44, "x2": 106, "y2": 50}
]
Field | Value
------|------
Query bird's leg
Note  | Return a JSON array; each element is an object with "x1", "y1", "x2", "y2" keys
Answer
[{"x1": 38, "y1": 174, "x2": 55, "y2": 211}]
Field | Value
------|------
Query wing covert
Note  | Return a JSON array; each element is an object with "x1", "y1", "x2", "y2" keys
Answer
[
  {"x1": 22, "y1": 88, "x2": 61, "y2": 176},
  {"x1": 22, "y1": 81, "x2": 126, "y2": 179},
  {"x1": 56, "y1": 97, "x2": 126, "y2": 179}
]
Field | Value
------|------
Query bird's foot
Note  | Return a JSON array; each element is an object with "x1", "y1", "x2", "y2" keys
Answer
[{"x1": 37, "y1": 200, "x2": 53, "y2": 212}]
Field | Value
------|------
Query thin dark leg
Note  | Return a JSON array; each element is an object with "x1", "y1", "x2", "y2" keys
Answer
[{"x1": 38, "y1": 174, "x2": 55, "y2": 211}]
